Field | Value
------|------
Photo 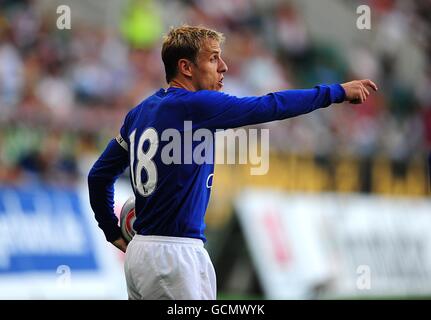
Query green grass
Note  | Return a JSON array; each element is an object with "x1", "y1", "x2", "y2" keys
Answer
[{"x1": 217, "y1": 292, "x2": 265, "y2": 300}]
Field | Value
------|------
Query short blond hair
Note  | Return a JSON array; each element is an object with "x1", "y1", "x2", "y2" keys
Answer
[{"x1": 161, "y1": 25, "x2": 225, "y2": 83}]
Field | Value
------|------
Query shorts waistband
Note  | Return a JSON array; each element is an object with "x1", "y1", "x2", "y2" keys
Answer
[{"x1": 132, "y1": 235, "x2": 203, "y2": 247}]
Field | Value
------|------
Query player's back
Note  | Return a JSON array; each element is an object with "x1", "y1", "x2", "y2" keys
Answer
[{"x1": 122, "y1": 88, "x2": 214, "y2": 242}]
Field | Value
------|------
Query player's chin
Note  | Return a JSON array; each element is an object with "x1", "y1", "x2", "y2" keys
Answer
[{"x1": 216, "y1": 82, "x2": 224, "y2": 91}]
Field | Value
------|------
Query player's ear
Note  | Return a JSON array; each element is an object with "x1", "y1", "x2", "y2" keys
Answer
[{"x1": 178, "y1": 59, "x2": 193, "y2": 78}]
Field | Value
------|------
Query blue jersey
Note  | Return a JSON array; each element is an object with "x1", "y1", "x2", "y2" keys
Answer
[{"x1": 88, "y1": 85, "x2": 345, "y2": 242}]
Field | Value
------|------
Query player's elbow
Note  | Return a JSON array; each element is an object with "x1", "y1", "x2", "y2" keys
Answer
[
  {"x1": 87, "y1": 166, "x2": 106, "y2": 207},
  {"x1": 87, "y1": 165, "x2": 98, "y2": 184},
  {"x1": 87, "y1": 163, "x2": 115, "y2": 193},
  {"x1": 87, "y1": 165, "x2": 105, "y2": 190}
]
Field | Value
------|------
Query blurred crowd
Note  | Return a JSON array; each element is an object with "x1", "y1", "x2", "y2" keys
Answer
[{"x1": 0, "y1": 0, "x2": 430, "y2": 185}]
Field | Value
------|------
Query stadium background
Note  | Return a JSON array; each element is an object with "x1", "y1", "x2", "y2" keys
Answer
[{"x1": 0, "y1": 0, "x2": 430, "y2": 299}]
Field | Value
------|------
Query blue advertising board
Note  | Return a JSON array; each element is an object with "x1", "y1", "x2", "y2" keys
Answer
[
  {"x1": 0, "y1": 184, "x2": 127, "y2": 299},
  {"x1": 0, "y1": 185, "x2": 99, "y2": 273}
]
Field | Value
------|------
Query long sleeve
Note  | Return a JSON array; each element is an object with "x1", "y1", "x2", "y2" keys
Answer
[
  {"x1": 88, "y1": 138, "x2": 129, "y2": 242},
  {"x1": 183, "y1": 84, "x2": 345, "y2": 130}
]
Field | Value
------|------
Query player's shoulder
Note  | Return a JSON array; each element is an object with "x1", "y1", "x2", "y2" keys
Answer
[
  {"x1": 169, "y1": 87, "x2": 229, "y2": 98},
  {"x1": 123, "y1": 103, "x2": 140, "y2": 123},
  {"x1": 168, "y1": 88, "x2": 231, "y2": 107},
  {"x1": 192, "y1": 89, "x2": 230, "y2": 99},
  {"x1": 126, "y1": 89, "x2": 166, "y2": 118}
]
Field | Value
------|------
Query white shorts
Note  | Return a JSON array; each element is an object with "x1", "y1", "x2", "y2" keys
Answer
[{"x1": 124, "y1": 235, "x2": 217, "y2": 300}]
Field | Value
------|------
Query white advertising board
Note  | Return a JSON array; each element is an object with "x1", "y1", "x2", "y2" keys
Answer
[{"x1": 235, "y1": 189, "x2": 431, "y2": 299}]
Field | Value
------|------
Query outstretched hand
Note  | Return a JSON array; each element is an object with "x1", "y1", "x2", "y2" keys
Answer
[{"x1": 341, "y1": 79, "x2": 378, "y2": 104}]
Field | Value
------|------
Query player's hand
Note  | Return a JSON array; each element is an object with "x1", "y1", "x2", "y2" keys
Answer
[
  {"x1": 341, "y1": 79, "x2": 378, "y2": 104},
  {"x1": 112, "y1": 237, "x2": 128, "y2": 253}
]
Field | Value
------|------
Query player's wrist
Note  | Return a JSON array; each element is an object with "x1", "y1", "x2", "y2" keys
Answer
[
  {"x1": 329, "y1": 83, "x2": 346, "y2": 103},
  {"x1": 112, "y1": 237, "x2": 128, "y2": 252}
]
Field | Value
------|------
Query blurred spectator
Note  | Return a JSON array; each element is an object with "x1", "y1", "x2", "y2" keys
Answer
[
  {"x1": 120, "y1": 0, "x2": 163, "y2": 49},
  {"x1": 0, "y1": 41, "x2": 24, "y2": 114},
  {"x1": 0, "y1": 0, "x2": 429, "y2": 185}
]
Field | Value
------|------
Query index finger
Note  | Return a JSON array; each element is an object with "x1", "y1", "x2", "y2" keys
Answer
[{"x1": 361, "y1": 79, "x2": 378, "y2": 91}]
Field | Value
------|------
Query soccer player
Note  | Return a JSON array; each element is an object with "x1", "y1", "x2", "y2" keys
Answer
[{"x1": 87, "y1": 25, "x2": 378, "y2": 300}]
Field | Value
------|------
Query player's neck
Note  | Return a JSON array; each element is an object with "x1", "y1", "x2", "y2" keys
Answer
[{"x1": 169, "y1": 79, "x2": 197, "y2": 92}]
